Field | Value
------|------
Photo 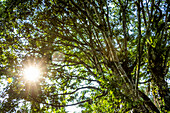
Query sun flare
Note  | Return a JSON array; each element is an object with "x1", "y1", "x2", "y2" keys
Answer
[{"x1": 24, "y1": 66, "x2": 40, "y2": 81}]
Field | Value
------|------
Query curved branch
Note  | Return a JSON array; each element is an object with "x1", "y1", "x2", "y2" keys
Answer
[
  {"x1": 53, "y1": 86, "x2": 101, "y2": 96},
  {"x1": 34, "y1": 91, "x2": 108, "y2": 108},
  {"x1": 139, "y1": 78, "x2": 152, "y2": 84}
]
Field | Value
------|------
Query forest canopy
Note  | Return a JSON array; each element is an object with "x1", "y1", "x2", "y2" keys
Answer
[{"x1": 0, "y1": 0, "x2": 170, "y2": 112}]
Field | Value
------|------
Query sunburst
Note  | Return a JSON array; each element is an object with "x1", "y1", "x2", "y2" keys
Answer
[{"x1": 23, "y1": 66, "x2": 40, "y2": 81}]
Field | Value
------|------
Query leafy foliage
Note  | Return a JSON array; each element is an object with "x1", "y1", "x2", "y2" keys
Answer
[{"x1": 0, "y1": 0, "x2": 170, "y2": 112}]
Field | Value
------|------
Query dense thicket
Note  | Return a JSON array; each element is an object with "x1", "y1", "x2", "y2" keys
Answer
[{"x1": 0, "y1": 0, "x2": 169, "y2": 112}]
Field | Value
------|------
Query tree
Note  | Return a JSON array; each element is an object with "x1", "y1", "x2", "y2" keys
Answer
[{"x1": 0, "y1": 0, "x2": 169, "y2": 112}]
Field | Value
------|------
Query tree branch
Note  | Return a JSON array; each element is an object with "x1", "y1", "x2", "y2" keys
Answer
[
  {"x1": 139, "y1": 90, "x2": 160, "y2": 113},
  {"x1": 139, "y1": 78, "x2": 152, "y2": 84},
  {"x1": 52, "y1": 86, "x2": 101, "y2": 96},
  {"x1": 35, "y1": 91, "x2": 108, "y2": 108},
  {"x1": 135, "y1": 0, "x2": 142, "y2": 96}
]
